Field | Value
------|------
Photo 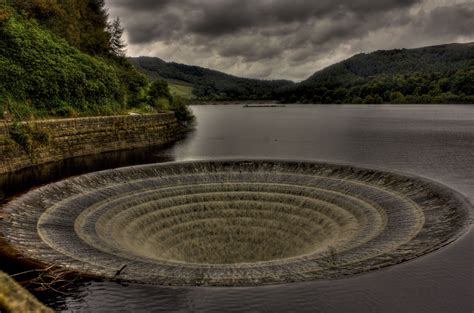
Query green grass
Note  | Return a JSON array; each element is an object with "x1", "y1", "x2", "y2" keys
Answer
[{"x1": 168, "y1": 81, "x2": 194, "y2": 99}]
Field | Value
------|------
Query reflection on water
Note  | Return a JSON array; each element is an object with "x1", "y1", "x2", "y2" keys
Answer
[
  {"x1": 42, "y1": 232, "x2": 473, "y2": 313},
  {"x1": 0, "y1": 144, "x2": 177, "y2": 276},
  {"x1": 0, "y1": 143, "x2": 177, "y2": 205},
  {"x1": 1, "y1": 104, "x2": 473, "y2": 312}
]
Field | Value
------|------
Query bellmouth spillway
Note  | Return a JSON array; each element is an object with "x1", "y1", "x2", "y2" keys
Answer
[{"x1": 1, "y1": 160, "x2": 471, "y2": 286}]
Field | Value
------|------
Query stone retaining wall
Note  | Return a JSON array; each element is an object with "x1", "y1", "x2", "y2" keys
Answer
[
  {"x1": 0, "y1": 271, "x2": 53, "y2": 313},
  {"x1": 0, "y1": 114, "x2": 186, "y2": 175}
]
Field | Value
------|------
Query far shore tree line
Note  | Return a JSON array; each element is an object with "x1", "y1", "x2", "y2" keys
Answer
[{"x1": 278, "y1": 69, "x2": 474, "y2": 104}]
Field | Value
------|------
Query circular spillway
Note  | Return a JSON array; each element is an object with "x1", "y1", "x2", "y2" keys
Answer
[{"x1": 1, "y1": 160, "x2": 471, "y2": 286}]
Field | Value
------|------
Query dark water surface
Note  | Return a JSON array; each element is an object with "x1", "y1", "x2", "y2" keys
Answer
[{"x1": 1, "y1": 104, "x2": 473, "y2": 312}]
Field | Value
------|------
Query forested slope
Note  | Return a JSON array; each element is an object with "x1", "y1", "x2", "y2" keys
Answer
[
  {"x1": 278, "y1": 43, "x2": 474, "y2": 104},
  {"x1": 0, "y1": 1, "x2": 147, "y2": 119},
  {"x1": 130, "y1": 56, "x2": 294, "y2": 101}
]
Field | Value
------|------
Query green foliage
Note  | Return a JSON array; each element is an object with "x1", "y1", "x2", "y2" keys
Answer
[
  {"x1": 168, "y1": 81, "x2": 194, "y2": 99},
  {"x1": 5, "y1": 99, "x2": 38, "y2": 120},
  {"x1": 31, "y1": 127, "x2": 50, "y2": 145},
  {"x1": 0, "y1": 6, "x2": 147, "y2": 118},
  {"x1": 145, "y1": 79, "x2": 194, "y2": 123},
  {"x1": 279, "y1": 43, "x2": 474, "y2": 104},
  {"x1": 170, "y1": 97, "x2": 195, "y2": 125},
  {"x1": 9, "y1": 122, "x2": 32, "y2": 152},
  {"x1": 8, "y1": 121, "x2": 50, "y2": 153},
  {"x1": 130, "y1": 56, "x2": 294, "y2": 101},
  {"x1": 149, "y1": 79, "x2": 172, "y2": 101},
  {"x1": 155, "y1": 98, "x2": 170, "y2": 111},
  {"x1": 7, "y1": 0, "x2": 111, "y2": 56},
  {"x1": 147, "y1": 79, "x2": 172, "y2": 111}
]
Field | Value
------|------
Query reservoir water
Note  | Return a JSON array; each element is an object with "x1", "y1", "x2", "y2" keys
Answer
[{"x1": 1, "y1": 104, "x2": 473, "y2": 312}]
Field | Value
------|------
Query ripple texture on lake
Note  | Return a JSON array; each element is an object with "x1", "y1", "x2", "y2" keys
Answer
[{"x1": 1, "y1": 160, "x2": 471, "y2": 286}]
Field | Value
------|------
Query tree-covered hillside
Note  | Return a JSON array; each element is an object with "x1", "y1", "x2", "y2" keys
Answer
[
  {"x1": 0, "y1": 1, "x2": 150, "y2": 119},
  {"x1": 279, "y1": 43, "x2": 474, "y2": 104},
  {"x1": 6, "y1": 0, "x2": 112, "y2": 56},
  {"x1": 0, "y1": 0, "x2": 194, "y2": 123},
  {"x1": 130, "y1": 57, "x2": 294, "y2": 101}
]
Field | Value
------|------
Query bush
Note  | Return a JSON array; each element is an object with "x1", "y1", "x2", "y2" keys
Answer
[
  {"x1": 9, "y1": 122, "x2": 32, "y2": 152},
  {"x1": 147, "y1": 79, "x2": 172, "y2": 109},
  {"x1": 170, "y1": 97, "x2": 194, "y2": 125},
  {"x1": 0, "y1": 7, "x2": 147, "y2": 118},
  {"x1": 155, "y1": 98, "x2": 170, "y2": 112},
  {"x1": 8, "y1": 121, "x2": 51, "y2": 152}
]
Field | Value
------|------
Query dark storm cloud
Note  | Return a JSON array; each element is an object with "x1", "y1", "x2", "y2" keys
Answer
[
  {"x1": 105, "y1": 0, "x2": 474, "y2": 81},
  {"x1": 423, "y1": 3, "x2": 474, "y2": 37},
  {"x1": 111, "y1": 0, "x2": 421, "y2": 42},
  {"x1": 111, "y1": 0, "x2": 174, "y2": 11}
]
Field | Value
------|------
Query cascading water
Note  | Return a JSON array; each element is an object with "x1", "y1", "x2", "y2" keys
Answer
[{"x1": 1, "y1": 160, "x2": 471, "y2": 286}]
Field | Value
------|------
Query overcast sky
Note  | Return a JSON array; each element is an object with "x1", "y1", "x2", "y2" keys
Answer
[{"x1": 105, "y1": 0, "x2": 474, "y2": 81}]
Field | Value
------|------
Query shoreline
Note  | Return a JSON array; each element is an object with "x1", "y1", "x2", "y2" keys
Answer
[
  {"x1": 2, "y1": 160, "x2": 470, "y2": 287},
  {"x1": 0, "y1": 113, "x2": 189, "y2": 310},
  {"x1": 0, "y1": 113, "x2": 188, "y2": 175}
]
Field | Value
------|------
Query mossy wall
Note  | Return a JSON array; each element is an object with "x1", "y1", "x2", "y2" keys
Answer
[
  {"x1": 0, "y1": 271, "x2": 52, "y2": 313},
  {"x1": 0, "y1": 113, "x2": 186, "y2": 174}
]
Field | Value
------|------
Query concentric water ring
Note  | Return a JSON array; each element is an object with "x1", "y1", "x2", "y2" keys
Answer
[{"x1": 1, "y1": 160, "x2": 471, "y2": 286}]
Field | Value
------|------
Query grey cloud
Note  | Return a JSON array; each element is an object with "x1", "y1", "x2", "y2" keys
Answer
[
  {"x1": 125, "y1": 12, "x2": 183, "y2": 44},
  {"x1": 109, "y1": 0, "x2": 421, "y2": 42},
  {"x1": 105, "y1": 0, "x2": 474, "y2": 81},
  {"x1": 111, "y1": 0, "x2": 175, "y2": 11},
  {"x1": 423, "y1": 4, "x2": 474, "y2": 36}
]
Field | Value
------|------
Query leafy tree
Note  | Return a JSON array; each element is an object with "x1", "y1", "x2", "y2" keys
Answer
[
  {"x1": 147, "y1": 79, "x2": 172, "y2": 110},
  {"x1": 363, "y1": 95, "x2": 375, "y2": 104},
  {"x1": 170, "y1": 97, "x2": 195, "y2": 125},
  {"x1": 373, "y1": 94, "x2": 383, "y2": 104},
  {"x1": 149, "y1": 79, "x2": 172, "y2": 101},
  {"x1": 7, "y1": 0, "x2": 111, "y2": 56},
  {"x1": 452, "y1": 69, "x2": 474, "y2": 95}
]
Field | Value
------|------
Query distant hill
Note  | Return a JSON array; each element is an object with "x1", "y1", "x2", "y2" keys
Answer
[
  {"x1": 129, "y1": 57, "x2": 294, "y2": 101},
  {"x1": 131, "y1": 43, "x2": 473, "y2": 104},
  {"x1": 279, "y1": 43, "x2": 474, "y2": 104}
]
